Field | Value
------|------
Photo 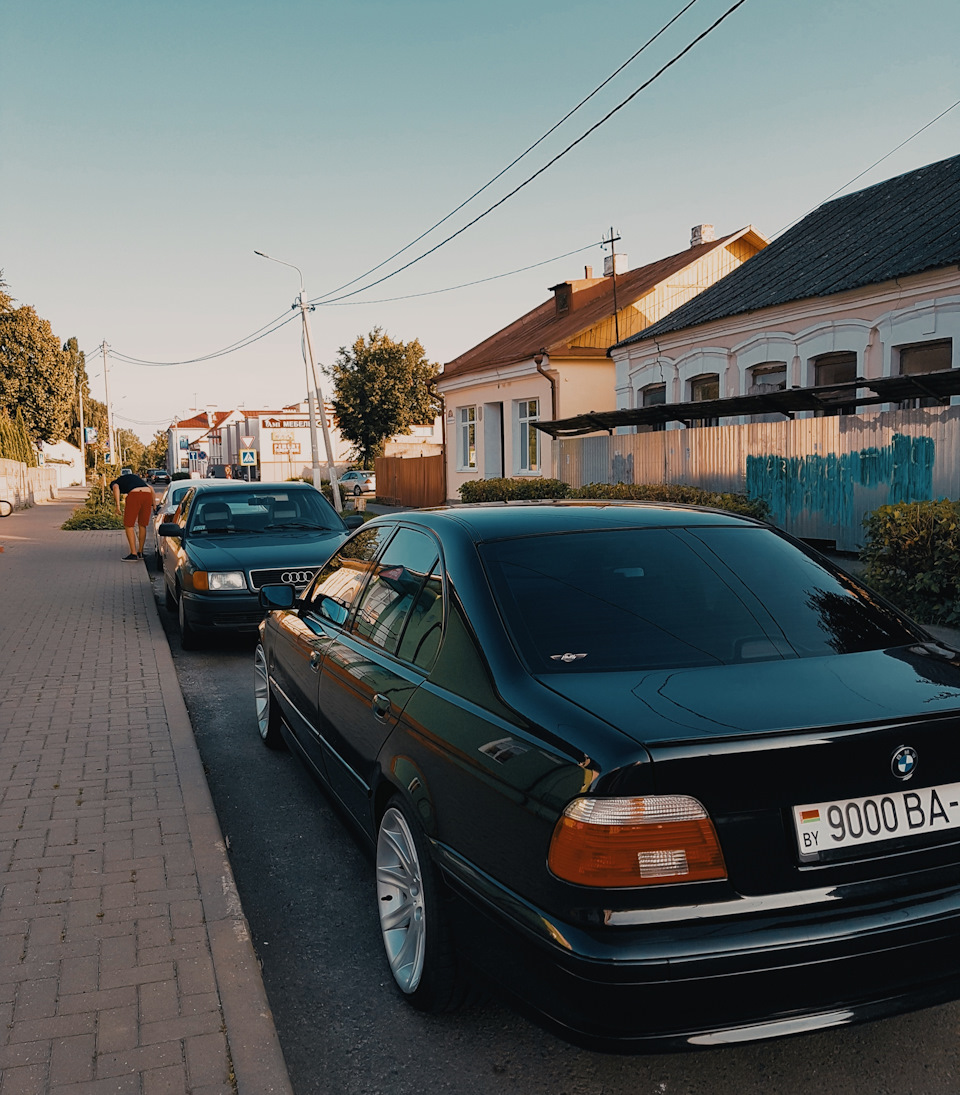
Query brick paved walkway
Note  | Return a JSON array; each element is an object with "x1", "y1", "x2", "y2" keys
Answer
[{"x1": 0, "y1": 490, "x2": 293, "y2": 1095}]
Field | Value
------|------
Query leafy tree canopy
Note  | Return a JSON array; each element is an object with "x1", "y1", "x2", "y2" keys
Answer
[
  {"x1": 328, "y1": 328, "x2": 440, "y2": 469},
  {"x1": 0, "y1": 273, "x2": 75, "y2": 445}
]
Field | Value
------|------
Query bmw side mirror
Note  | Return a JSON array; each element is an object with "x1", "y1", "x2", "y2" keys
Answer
[
  {"x1": 158, "y1": 522, "x2": 183, "y2": 537},
  {"x1": 343, "y1": 514, "x2": 364, "y2": 529}
]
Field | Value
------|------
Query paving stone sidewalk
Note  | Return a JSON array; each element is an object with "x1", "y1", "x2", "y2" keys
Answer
[{"x1": 0, "y1": 490, "x2": 294, "y2": 1095}]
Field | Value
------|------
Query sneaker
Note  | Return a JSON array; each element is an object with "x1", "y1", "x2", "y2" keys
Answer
[{"x1": 122, "y1": 553, "x2": 139, "y2": 561}]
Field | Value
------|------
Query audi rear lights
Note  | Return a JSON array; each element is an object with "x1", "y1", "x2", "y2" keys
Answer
[{"x1": 548, "y1": 795, "x2": 727, "y2": 887}]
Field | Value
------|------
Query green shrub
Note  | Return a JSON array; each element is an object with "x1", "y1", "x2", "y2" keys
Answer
[
  {"x1": 61, "y1": 488, "x2": 124, "y2": 531},
  {"x1": 861, "y1": 499, "x2": 960, "y2": 624},
  {"x1": 171, "y1": 471, "x2": 190, "y2": 481},
  {"x1": 569, "y1": 482, "x2": 770, "y2": 520},
  {"x1": 458, "y1": 477, "x2": 571, "y2": 503},
  {"x1": 456, "y1": 477, "x2": 768, "y2": 520}
]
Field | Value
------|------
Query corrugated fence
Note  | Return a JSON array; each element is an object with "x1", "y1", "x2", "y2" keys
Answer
[{"x1": 553, "y1": 407, "x2": 960, "y2": 551}]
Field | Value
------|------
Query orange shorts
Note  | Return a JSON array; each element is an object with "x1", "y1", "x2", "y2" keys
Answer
[{"x1": 123, "y1": 489, "x2": 153, "y2": 528}]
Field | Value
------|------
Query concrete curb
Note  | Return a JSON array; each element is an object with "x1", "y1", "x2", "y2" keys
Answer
[{"x1": 138, "y1": 566, "x2": 295, "y2": 1095}]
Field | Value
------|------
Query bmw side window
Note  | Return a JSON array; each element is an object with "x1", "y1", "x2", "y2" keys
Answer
[
  {"x1": 352, "y1": 529, "x2": 439, "y2": 658},
  {"x1": 396, "y1": 564, "x2": 444, "y2": 670},
  {"x1": 304, "y1": 526, "x2": 391, "y2": 624}
]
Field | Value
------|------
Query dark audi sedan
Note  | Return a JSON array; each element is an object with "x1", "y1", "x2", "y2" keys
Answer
[
  {"x1": 159, "y1": 481, "x2": 361, "y2": 648},
  {"x1": 254, "y1": 502, "x2": 960, "y2": 1049}
]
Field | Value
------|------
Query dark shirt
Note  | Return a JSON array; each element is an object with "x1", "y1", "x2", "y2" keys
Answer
[{"x1": 110, "y1": 473, "x2": 150, "y2": 493}]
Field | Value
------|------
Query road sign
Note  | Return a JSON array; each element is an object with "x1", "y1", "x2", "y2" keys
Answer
[{"x1": 239, "y1": 449, "x2": 258, "y2": 466}]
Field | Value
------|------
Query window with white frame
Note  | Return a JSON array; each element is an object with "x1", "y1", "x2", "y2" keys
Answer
[
  {"x1": 689, "y1": 373, "x2": 720, "y2": 427},
  {"x1": 516, "y1": 399, "x2": 540, "y2": 473},
  {"x1": 640, "y1": 383, "x2": 666, "y2": 432},
  {"x1": 898, "y1": 339, "x2": 953, "y2": 408},
  {"x1": 748, "y1": 362, "x2": 787, "y2": 395},
  {"x1": 813, "y1": 352, "x2": 857, "y2": 415},
  {"x1": 458, "y1": 406, "x2": 477, "y2": 470}
]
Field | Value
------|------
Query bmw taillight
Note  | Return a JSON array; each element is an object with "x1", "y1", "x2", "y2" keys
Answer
[{"x1": 547, "y1": 795, "x2": 727, "y2": 887}]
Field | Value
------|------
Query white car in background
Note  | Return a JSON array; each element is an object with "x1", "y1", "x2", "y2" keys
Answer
[{"x1": 339, "y1": 469, "x2": 376, "y2": 496}]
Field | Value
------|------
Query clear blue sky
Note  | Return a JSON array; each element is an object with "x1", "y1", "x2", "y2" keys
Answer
[{"x1": 3, "y1": 0, "x2": 958, "y2": 440}]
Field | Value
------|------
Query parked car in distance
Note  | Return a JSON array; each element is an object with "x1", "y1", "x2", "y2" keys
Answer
[
  {"x1": 153, "y1": 479, "x2": 250, "y2": 572},
  {"x1": 206, "y1": 463, "x2": 244, "y2": 479},
  {"x1": 339, "y1": 469, "x2": 376, "y2": 496},
  {"x1": 254, "y1": 501, "x2": 960, "y2": 1050},
  {"x1": 159, "y1": 481, "x2": 363, "y2": 649},
  {"x1": 145, "y1": 468, "x2": 171, "y2": 485},
  {"x1": 120, "y1": 467, "x2": 133, "y2": 475}
]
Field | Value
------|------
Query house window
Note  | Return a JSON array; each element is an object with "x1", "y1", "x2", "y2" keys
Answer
[
  {"x1": 813, "y1": 352, "x2": 857, "y2": 415},
  {"x1": 458, "y1": 406, "x2": 477, "y2": 470},
  {"x1": 516, "y1": 399, "x2": 540, "y2": 473},
  {"x1": 748, "y1": 362, "x2": 787, "y2": 395},
  {"x1": 898, "y1": 339, "x2": 952, "y2": 408},
  {"x1": 640, "y1": 383, "x2": 666, "y2": 433},
  {"x1": 689, "y1": 373, "x2": 719, "y2": 427}
]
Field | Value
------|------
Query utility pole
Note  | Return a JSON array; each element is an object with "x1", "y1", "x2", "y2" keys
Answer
[
  {"x1": 601, "y1": 227, "x2": 622, "y2": 343},
  {"x1": 254, "y1": 251, "x2": 343, "y2": 512},
  {"x1": 102, "y1": 341, "x2": 116, "y2": 467}
]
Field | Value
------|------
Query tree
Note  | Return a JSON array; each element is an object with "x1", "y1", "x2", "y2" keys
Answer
[
  {"x1": 328, "y1": 328, "x2": 440, "y2": 469},
  {"x1": 0, "y1": 276, "x2": 73, "y2": 445},
  {"x1": 142, "y1": 429, "x2": 168, "y2": 470}
]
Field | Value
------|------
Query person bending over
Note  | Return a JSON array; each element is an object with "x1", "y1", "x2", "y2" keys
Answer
[{"x1": 110, "y1": 471, "x2": 155, "y2": 560}]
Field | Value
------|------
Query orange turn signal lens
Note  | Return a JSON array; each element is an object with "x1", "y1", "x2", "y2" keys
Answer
[
  {"x1": 547, "y1": 795, "x2": 727, "y2": 888},
  {"x1": 190, "y1": 571, "x2": 209, "y2": 591}
]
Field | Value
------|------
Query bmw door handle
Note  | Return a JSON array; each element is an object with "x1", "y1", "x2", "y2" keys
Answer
[
  {"x1": 309, "y1": 651, "x2": 323, "y2": 671},
  {"x1": 372, "y1": 693, "x2": 391, "y2": 719}
]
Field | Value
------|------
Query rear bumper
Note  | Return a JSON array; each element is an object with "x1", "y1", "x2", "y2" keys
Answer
[{"x1": 441, "y1": 856, "x2": 960, "y2": 1050}]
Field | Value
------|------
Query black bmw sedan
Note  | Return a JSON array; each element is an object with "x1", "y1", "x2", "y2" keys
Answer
[
  {"x1": 254, "y1": 502, "x2": 960, "y2": 1050},
  {"x1": 159, "y1": 481, "x2": 362, "y2": 649}
]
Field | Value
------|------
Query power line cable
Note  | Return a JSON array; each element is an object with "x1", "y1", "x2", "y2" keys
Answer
[
  {"x1": 773, "y1": 97, "x2": 960, "y2": 238},
  {"x1": 312, "y1": 0, "x2": 704, "y2": 304},
  {"x1": 312, "y1": 0, "x2": 750, "y2": 307},
  {"x1": 108, "y1": 309, "x2": 298, "y2": 367},
  {"x1": 317, "y1": 240, "x2": 601, "y2": 305}
]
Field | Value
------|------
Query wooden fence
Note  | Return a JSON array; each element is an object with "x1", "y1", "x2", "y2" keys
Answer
[{"x1": 374, "y1": 455, "x2": 445, "y2": 508}]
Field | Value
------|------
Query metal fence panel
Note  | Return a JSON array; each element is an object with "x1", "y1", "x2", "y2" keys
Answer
[{"x1": 553, "y1": 407, "x2": 960, "y2": 551}]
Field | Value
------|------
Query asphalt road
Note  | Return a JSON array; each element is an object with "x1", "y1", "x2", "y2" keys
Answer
[{"x1": 148, "y1": 554, "x2": 960, "y2": 1095}]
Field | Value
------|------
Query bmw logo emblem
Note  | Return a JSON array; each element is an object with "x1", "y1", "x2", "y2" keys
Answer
[{"x1": 891, "y1": 746, "x2": 918, "y2": 781}]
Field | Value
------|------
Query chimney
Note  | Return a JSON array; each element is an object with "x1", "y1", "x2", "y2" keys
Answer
[
  {"x1": 603, "y1": 253, "x2": 628, "y2": 277},
  {"x1": 584, "y1": 265, "x2": 593, "y2": 278},
  {"x1": 690, "y1": 224, "x2": 715, "y2": 247},
  {"x1": 549, "y1": 282, "x2": 571, "y2": 315}
]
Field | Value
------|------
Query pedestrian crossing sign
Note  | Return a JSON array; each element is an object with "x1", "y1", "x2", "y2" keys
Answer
[{"x1": 239, "y1": 449, "x2": 258, "y2": 466}]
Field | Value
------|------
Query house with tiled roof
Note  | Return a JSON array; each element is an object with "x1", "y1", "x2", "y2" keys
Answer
[
  {"x1": 608, "y1": 154, "x2": 960, "y2": 428},
  {"x1": 437, "y1": 224, "x2": 768, "y2": 498}
]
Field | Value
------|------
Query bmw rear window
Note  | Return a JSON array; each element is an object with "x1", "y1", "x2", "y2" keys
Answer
[{"x1": 479, "y1": 527, "x2": 917, "y2": 673}]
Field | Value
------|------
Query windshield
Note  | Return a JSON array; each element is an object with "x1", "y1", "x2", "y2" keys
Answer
[
  {"x1": 479, "y1": 526, "x2": 918, "y2": 673},
  {"x1": 186, "y1": 489, "x2": 343, "y2": 535}
]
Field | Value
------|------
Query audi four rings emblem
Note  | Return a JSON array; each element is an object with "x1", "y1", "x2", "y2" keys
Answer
[
  {"x1": 281, "y1": 570, "x2": 315, "y2": 585},
  {"x1": 891, "y1": 746, "x2": 918, "y2": 780}
]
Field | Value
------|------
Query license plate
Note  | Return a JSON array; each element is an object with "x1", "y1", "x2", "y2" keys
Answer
[{"x1": 793, "y1": 782, "x2": 960, "y2": 860}]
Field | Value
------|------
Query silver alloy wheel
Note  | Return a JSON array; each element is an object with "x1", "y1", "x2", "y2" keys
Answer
[
  {"x1": 377, "y1": 806, "x2": 426, "y2": 993},
  {"x1": 254, "y1": 645, "x2": 270, "y2": 739}
]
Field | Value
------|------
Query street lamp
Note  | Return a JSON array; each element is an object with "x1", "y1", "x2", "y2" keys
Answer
[{"x1": 253, "y1": 251, "x2": 342, "y2": 511}]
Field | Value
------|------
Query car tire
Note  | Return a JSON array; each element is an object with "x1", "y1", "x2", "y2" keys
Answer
[
  {"x1": 254, "y1": 644, "x2": 285, "y2": 749},
  {"x1": 164, "y1": 581, "x2": 176, "y2": 612},
  {"x1": 177, "y1": 591, "x2": 201, "y2": 650},
  {"x1": 353, "y1": 485, "x2": 362, "y2": 496},
  {"x1": 376, "y1": 797, "x2": 470, "y2": 1013}
]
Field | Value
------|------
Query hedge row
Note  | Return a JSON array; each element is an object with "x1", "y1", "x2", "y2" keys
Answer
[
  {"x1": 61, "y1": 487, "x2": 124, "y2": 531},
  {"x1": 457, "y1": 477, "x2": 769, "y2": 520},
  {"x1": 861, "y1": 500, "x2": 960, "y2": 625}
]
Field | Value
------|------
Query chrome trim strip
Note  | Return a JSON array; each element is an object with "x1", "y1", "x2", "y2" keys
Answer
[{"x1": 604, "y1": 885, "x2": 841, "y2": 926}]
